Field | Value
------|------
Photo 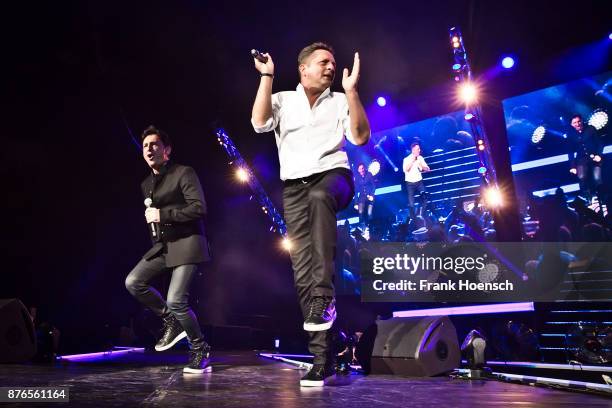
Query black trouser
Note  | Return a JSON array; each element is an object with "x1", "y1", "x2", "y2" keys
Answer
[
  {"x1": 406, "y1": 180, "x2": 426, "y2": 220},
  {"x1": 357, "y1": 196, "x2": 374, "y2": 227},
  {"x1": 283, "y1": 168, "x2": 354, "y2": 365},
  {"x1": 576, "y1": 159, "x2": 602, "y2": 199},
  {"x1": 125, "y1": 252, "x2": 204, "y2": 348}
]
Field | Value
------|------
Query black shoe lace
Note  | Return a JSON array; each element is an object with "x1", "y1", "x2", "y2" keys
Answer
[
  {"x1": 309, "y1": 297, "x2": 328, "y2": 318},
  {"x1": 189, "y1": 349, "x2": 203, "y2": 365}
]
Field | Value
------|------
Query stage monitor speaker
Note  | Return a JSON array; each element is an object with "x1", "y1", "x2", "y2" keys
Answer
[
  {"x1": 0, "y1": 299, "x2": 36, "y2": 363},
  {"x1": 368, "y1": 316, "x2": 460, "y2": 376}
]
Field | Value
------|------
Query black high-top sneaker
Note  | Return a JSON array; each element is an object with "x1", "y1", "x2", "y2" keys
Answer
[
  {"x1": 303, "y1": 296, "x2": 336, "y2": 331},
  {"x1": 299, "y1": 364, "x2": 335, "y2": 387},
  {"x1": 155, "y1": 314, "x2": 187, "y2": 351},
  {"x1": 183, "y1": 343, "x2": 212, "y2": 374}
]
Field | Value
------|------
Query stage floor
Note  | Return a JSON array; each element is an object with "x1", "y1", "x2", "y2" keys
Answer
[{"x1": 0, "y1": 350, "x2": 609, "y2": 407}]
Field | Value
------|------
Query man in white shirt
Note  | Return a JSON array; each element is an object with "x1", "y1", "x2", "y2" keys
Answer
[
  {"x1": 251, "y1": 42, "x2": 370, "y2": 386},
  {"x1": 403, "y1": 142, "x2": 430, "y2": 221}
]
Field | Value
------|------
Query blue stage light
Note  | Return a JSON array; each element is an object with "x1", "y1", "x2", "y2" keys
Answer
[
  {"x1": 609, "y1": 32, "x2": 612, "y2": 40},
  {"x1": 531, "y1": 126, "x2": 546, "y2": 144},
  {"x1": 501, "y1": 56, "x2": 515, "y2": 69},
  {"x1": 452, "y1": 63, "x2": 462, "y2": 71},
  {"x1": 376, "y1": 96, "x2": 387, "y2": 107}
]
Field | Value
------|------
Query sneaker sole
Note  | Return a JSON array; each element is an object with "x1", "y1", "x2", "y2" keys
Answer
[
  {"x1": 155, "y1": 331, "x2": 187, "y2": 351},
  {"x1": 303, "y1": 313, "x2": 336, "y2": 331},
  {"x1": 299, "y1": 379, "x2": 324, "y2": 387},
  {"x1": 183, "y1": 366, "x2": 212, "y2": 374}
]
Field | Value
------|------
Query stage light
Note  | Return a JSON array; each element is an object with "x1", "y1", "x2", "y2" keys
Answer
[
  {"x1": 281, "y1": 237, "x2": 292, "y2": 251},
  {"x1": 478, "y1": 145, "x2": 485, "y2": 151},
  {"x1": 531, "y1": 126, "x2": 546, "y2": 144},
  {"x1": 609, "y1": 32, "x2": 612, "y2": 40},
  {"x1": 588, "y1": 110, "x2": 608, "y2": 130},
  {"x1": 483, "y1": 187, "x2": 503, "y2": 208},
  {"x1": 477, "y1": 166, "x2": 487, "y2": 175},
  {"x1": 376, "y1": 96, "x2": 387, "y2": 107},
  {"x1": 452, "y1": 63, "x2": 462, "y2": 71},
  {"x1": 464, "y1": 113, "x2": 475, "y2": 121},
  {"x1": 236, "y1": 167, "x2": 249, "y2": 182},
  {"x1": 459, "y1": 83, "x2": 477, "y2": 104},
  {"x1": 368, "y1": 160, "x2": 381, "y2": 176},
  {"x1": 501, "y1": 56, "x2": 515, "y2": 69}
]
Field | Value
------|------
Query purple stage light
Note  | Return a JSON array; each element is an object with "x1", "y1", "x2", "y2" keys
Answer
[
  {"x1": 392, "y1": 302, "x2": 534, "y2": 318},
  {"x1": 58, "y1": 347, "x2": 145, "y2": 362},
  {"x1": 376, "y1": 96, "x2": 387, "y2": 107},
  {"x1": 501, "y1": 56, "x2": 515, "y2": 69}
]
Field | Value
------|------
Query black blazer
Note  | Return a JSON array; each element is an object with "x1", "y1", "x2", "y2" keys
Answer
[{"x1": 140, "y1": 162, "x2": 211, "y2": 267}]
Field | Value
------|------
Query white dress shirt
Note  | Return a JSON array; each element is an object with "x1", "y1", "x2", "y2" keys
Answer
[
  {"x1": 403, "y1": 154, "x2": 428, "y2": 182},
  {"x1": 251, "y1": 84, "x2": 357, "y2": 181}
]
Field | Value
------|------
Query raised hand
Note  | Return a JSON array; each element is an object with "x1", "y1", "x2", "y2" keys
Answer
[
  {"x1": 342, "y1": 52, "x2": 360, "y2": 92},
  {"x1": 254, "y1": 53, "x2": 274, "y2": 75}
]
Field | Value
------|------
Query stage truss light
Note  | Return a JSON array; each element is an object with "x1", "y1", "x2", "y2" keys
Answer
[
  {"x1": 459, "y1": 83, "x2": 478, "y2": 104},
  {"x1": 531, "y1": 126, "x2": 546, "y2": 144},
  {"x1": 368, "y1": 160, "x2": 381, "y2": 176},
  {"x1": 236, "y1": 167, "x2": 250, "y2": 182},
  {"x1": 477, "y1": 166, "x2": 487, "y2": 175},
  {"x1": 281, "y1": 237, "x2": 292, "y2": 251},
  {"x1": 464, "y1": 113, "x2": 475, "y2": 121},
  {"x1": 483, "y1": 187, "x2": 503, "y2": 208},
  {"x1": 588, "y1": 110, "x2": 608, "y2": 130},
  {"x1": 376, "y1": 96, "x2": 387, "y2": 107}
]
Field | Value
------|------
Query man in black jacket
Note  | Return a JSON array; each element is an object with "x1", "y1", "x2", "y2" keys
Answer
[
  {"x1": 354, "y1": 163, "x2": 376, "y2": 230},
  {"x1": 568, "y1": 114, "x2": 603, "y2": 200},
  {"x1": 125, "y1": 125, "x2": 211, "y2": 374}
]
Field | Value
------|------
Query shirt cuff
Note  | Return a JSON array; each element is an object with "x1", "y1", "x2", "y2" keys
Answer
[{"x1": 251, "y1": 117, "x2": 274, "y2": 133}]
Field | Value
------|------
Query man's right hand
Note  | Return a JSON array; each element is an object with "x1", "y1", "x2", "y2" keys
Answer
[
  {"x1": 569, "y1": 168, "x2": 577, "y2": 175},
  {"x1": 254, "y1": 53, "x2": 274, "y2": 76}
]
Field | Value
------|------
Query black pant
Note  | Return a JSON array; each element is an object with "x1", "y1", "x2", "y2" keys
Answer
[
  {"x1": 125, "y1": 252, "x2": 204, "y2": 348},
  {"x1": 357, "y1": 196, "x2": 374, "y2": 227},
  {"x1": 283, "y1": 168, "x2": 354, "y2": 364},
  {"x1": 576, "y1": 159, "x2": 602, "y2": 199},
  {"x1": 406, "y1": 180, "x2": 426, "y2": 220}
]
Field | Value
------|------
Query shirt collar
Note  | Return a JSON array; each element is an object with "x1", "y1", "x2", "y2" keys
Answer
[
  {"x1": 152, "y1": 160, "x2": 172, "y2": 177},
  {"x1": 296, "y1": 83, "x2": 331, "y2": 103}
]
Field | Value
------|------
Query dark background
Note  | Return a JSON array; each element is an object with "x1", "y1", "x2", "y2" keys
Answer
[{"x1": 2, "y1": 0, "x2": 610, "y2": 352}]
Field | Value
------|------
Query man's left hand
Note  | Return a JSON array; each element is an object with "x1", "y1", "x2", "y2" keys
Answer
[
  {"x1": 367, "y1": 195, "x2": 374, "y2": 201},
  {"x1": 342, "y1": 52, "x2": 360, "y2": 92},
  {"x1": 145, "y1": 207, "x2": 160, "y2": 223},
  {"x1": 593, "y1": 155, "x2": 602, "y2": 163}
]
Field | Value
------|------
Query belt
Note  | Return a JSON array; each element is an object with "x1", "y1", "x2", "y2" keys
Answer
[{"x1": 283, "y1": 168, "x2": 351, "y2": 187}]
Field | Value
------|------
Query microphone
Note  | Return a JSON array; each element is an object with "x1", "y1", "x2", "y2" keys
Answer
[
  {"x1": 251, "y1": 49, "x2": 268, "y2": 63},
  {"x1": 144, "y1": 198, "x2": 157, "y2": 237}
]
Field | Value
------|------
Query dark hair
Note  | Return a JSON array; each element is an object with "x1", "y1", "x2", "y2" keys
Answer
[
  {"x1": 298, "y1": 42, "x2": 335, "y2": 66},
  {"x1": 570, "y1": 114, "x2": 583, "y2": 122},
  {"x1": 410, "y1": 142, "x2": 421, "y2": 149},
  {"x1": 357, "y1": 163, "x2": 366, "y2": 169},
  {"x1": 141, "y1": 125, "x2": 172, "y2": 147}
]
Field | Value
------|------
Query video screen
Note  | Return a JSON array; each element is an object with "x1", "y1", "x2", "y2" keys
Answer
[
  {"x1": 503, "y1": 71, "x2": 611, "y2": 242},
  {"x1": 336, "y1": 111, "x2": 497, "y2": 295}
]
